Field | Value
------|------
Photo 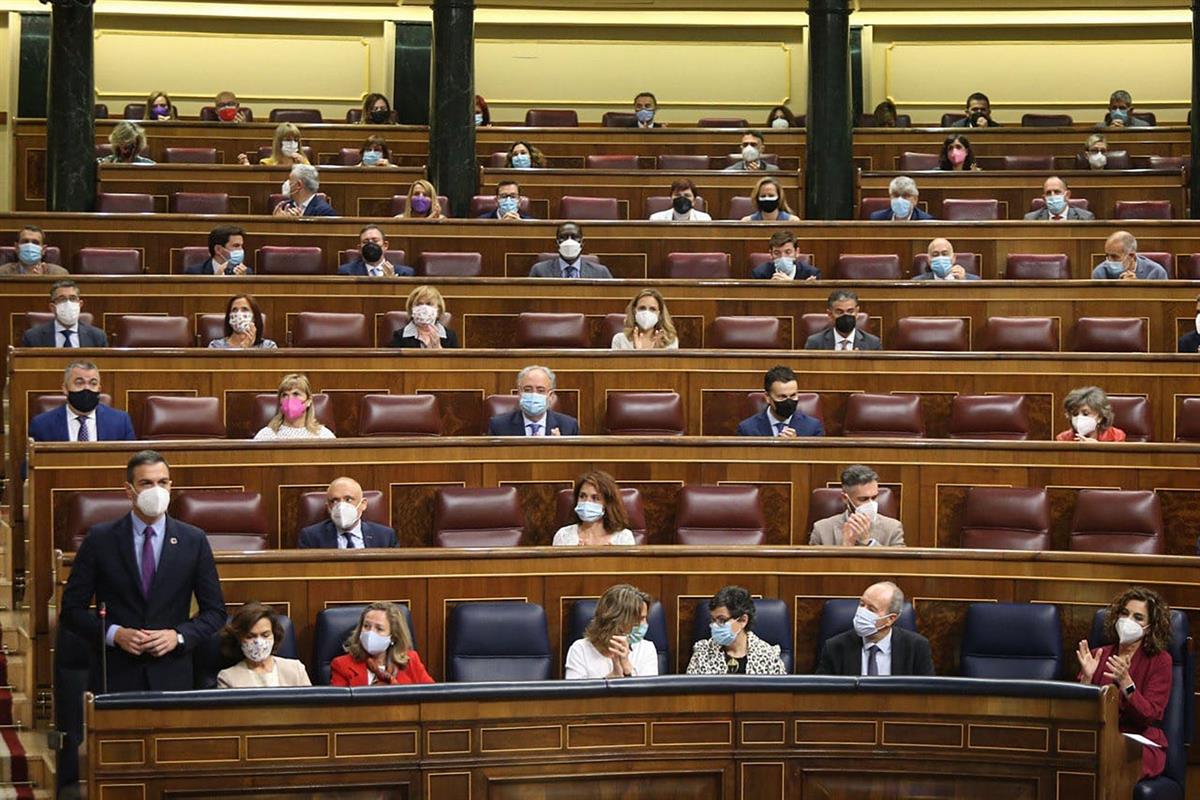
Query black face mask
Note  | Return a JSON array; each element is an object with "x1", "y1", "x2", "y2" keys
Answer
[
  {"x1": 672, "y1": 195, "x2": 693, "y2": 214},
  {"x1": 969, "y1": 111, "x2": 990, "y2": 125},
  {"x1": 368, "y1": 109, "x2": 390, "y2": 124},
  {"x1": 772, "y1": 397, "x2": 798, "y2": 419},
  {"x1": 834, "y1": 314, "x2": 857, "y2": 335},
  {"x1": 361, "y1": 242, "x2": 383, "y2": 263},
  {"x1": 68, "y1": 389, "x2": 101, "y2": 413},
  {"x1": 757, "y1": 197, "x2": 779, "y2": 213}
]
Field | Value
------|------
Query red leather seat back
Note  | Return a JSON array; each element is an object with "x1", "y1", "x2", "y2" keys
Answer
[
  {"x1": 178, "y1": 246, "x2": 210, "y2": 272},
  {"x1": 553, "y1": 488, "x2": 647, "y2": 544},
  {"x1": 980, "y1": 317, "x2": 1059, "y2": 352},
  {"x1": 298, "y1": 490, "x2": 387, "y2": 532},
  {"x1": 1114, "y1": 200, "x2": 1173, "y2": 220},
  {"x1": 1176, "y1": 398, "x2": 1200, "y2": 442},
  {"x1": 960, "y1": 487, "x2": 1051, "y2": 550},
  {"x1": 163, "y1": 147, "x2": 219, "y2": 164},
  {"x1": 141, "y1": 396, "x2": 226, "y2": 439},
  {"x1": 601, "y1": 112, "x2": 637, "y2": 128},
  {"x1": 173, "y1": 491, "x2": 268, "y2": 550},
  {"x1": 806, "y1": 487, "x2": 898, "y2": 534},
  {"x1": 116, "y1": 315, "x2": 190, "y2": 347},
  {"x1": 96, "y1": 193, "x2": 154, "y2": 214},
  {"x1": 843, "y1": 393, "x2": 925, "y2": 438},
  {"x1": 1019, "y1": 114, "x2": 1073, "y2": 128},
  {"x1": 898, "y1": 152, "x2": 939, "y2": 171},
  {"x1": 252, "y1": 393, "x2": 334, "y2": 433},
  {"x1": 338, "y1": 148, "x2": 361, "y2": 166},
  {"x1": 417, "y1": 252, "x2": 483, "y2": 277},
  {"x1": 170, "y1": 193, "x2": 230, "y2": 214},
  {"x1": 515, "y1": 313, "x2": 589, "y2": 348},
  {"x1": 892, "y1": 317, "x2": 969, "y2": 352},
  {"x1": 558, "y1": 196, "x2": 621, "y2": 220},
  {"x1": 1138, "y1": 252, "x2": 1174, "y2": 275},
  {"x1": 524, "y1": 109, "x2": 578, "y2": 127},
  {"x1": 25, "y1": 309, "x2": 92, "y2": 330},
  {"x1": 257, "y1": 246, "x2": 324, "y2": 276},
  {"x1": 1108, "y1": 395, "x2": 1152, "y2": 442},
  {"x1": 697, "y1": 117, "x2": 749, "y2": 127},
  {"x1": 835, "y1": 254, "x2": 901, "y2": 280},
  {"x1": 675, "y1": 486, "x2": 764, "y2": 546},
  {"x1": 434, "y1": 487, "x2": 525, "y2": 547},
  {"x1": 859, "y1": 197, "x2": 891, "y2": 219},
  {"x1": 913, "y1": 253, "x2": 980, "y2": 277},
  {"x1": 1147, "y1": 155, "x2": 1186, "y2": 170},
  {"x1": 1005, "y1": 254, "x2": 1069, "y2": 280},
  {"x1": 269, "y1": 108, "x2": 323, "y2": 123},
  {"x1": 725, "y1": 196, "x2": 755, "y2": 220},
  {"x1": 197, "y1": 314, "x2": 226, "y2": 347},
  {"x1": 358, "y1": 394, "x2": 442, "y2": 436},
  {"x1": 656, "y1": 155, "x2": 710, "y2": 170},
  {"x1": 947, "y1": 395, "x2": 1031, "y2": 440},
  {"x1": 3, "y1": 246, "x2": 62, "y2": 266},
  {"x1": 665, "y1": 252, "x2": 730, "y2": 279},
  {"x1": 1072, "y1": 318, "x2": 1147, "y2": 353},
  {"x1": 708, "y1": 316, "x2": 783, "y2": 349},
  {"x1": 585, "y1": 154, "x2": 640, "y2": 170},
  {"x1": 291, "y1": 312, "x2": 370, "y2": 348},
  {"x1": 604, "y1": 392, "x2": 684, "y2": 435},
  {"x1": 64, "y1": 491, "x2": 134, "y2": 550},
  {"x1": 1002, "y1": 154, "x2": 1056, "y2": 170},
  {"x1": 942, "y1": 199, "x2": 1000, "y2": 221},
  {"x1": 75, "y1": 248, "x2": 141, "y2": 275},
  {"x1": 1069, "y1": 490, "x2": 1164, "y2": 555}
]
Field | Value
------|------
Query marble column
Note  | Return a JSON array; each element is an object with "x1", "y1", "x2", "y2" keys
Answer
[
  {"x1": 428, "y1": 0, "x2": 476, "y2": 218},
  {"x1": 45, "y1": 0, "x2": 96, "y2": 212},
  {"x1": 805, "y1": 0, "x2": 854, "y2": 220}
]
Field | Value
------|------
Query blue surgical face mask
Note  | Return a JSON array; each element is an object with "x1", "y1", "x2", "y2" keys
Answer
[
  {"x1": 227, "y1": 248, "x2": 245, "y2": 268},
  {"x1": 511, "y1": 152, "x2": 532, "y2": 169},
  {"x1": 1044, "y1": 194, "x2": 1067, "y2": 215},
  {"x1": 1104, "y1": 258, "x2": 1127, "y2": 277},
  {"x1": 574, "y1": 500, "x2": 604, "y2": 522},
  {"x1": 1109, "y1": 108, "x2": 1129, "y2": 122},
  {"x1": 635, "y1": 108, "x2": 655, "y2": 124},
  {"x1": 710, "y1": 621, "x2": 737, "y2": 647},
  {"x1": 929, "y1": 255, "x2": 954, "y2": 278},
  {"x1": 361, "y1": 149, "x2": 382, "y2": 166},
  {"x1": 18, "y1": 243, "x2": 42, "y2": 265},
  {"x1": 475, "y1": 113, "x2": 484, "y2": 126},
  {"x1": 519, "y1": 391, "x2": 548, "y2": 417},
  {"x1": 890, "y1": 196, "x2": 913, "y2": 219},
  {"x1": 628, "y1": 622, "x2": 649, "y2": 646},
  {"x1": 774, "y1": 257, "x2": 796, "y2": 278},
  {"x1": 853, "y1": 605, "x2": 884, "y2": 639},
  {"x1": 497, "y1": 196, "x2": 520, "y2": 216}
]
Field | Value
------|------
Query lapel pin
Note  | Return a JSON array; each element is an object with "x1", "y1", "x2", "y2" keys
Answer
[{"x1": 169, "y1": 537, "x2": 178, "y2": 545}]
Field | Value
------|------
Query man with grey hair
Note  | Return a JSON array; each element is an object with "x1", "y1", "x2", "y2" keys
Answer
[
  {"x1": 804, "y1": 290, "x2": 882, "y2": 351},
  {"x1": 1024, "y1": 176, "x2": 1095, "y2": 221},
  {"x1": 486, "y1": 364, "x2": 580, "y2": 436},
  {"x1": 28, "y1": 360, "x2": 136, "y2": 443},
  {"x1": 868, "y1": 175, "x2": 935, "y2": 221},
  {"x1": 816, "y1": 580, "x2": 935, "y2": 676},
  {"x1": 272, "y1": 163, "x2": 336, "y2": 218},
  {"x1": 1092, "y1": 230, "x2": 1168, "y2": 280},
  {"x1": 1097, "y1": 90, "x2": 1150, "y2": 129},
  {"x1": 808, "y1": 464, "x2": 905, "y2": 547}
]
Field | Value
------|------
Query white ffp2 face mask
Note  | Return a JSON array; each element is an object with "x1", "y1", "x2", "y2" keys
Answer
[
  {"x1": 330, "y1": 500, "x2": 360, "y2": 531},
  {"x1": 634, "y1": 310, "x2": 658, "y2": 331},
  {"x1": 55, "y1": 300, "x2": 81, "y2": 327},
  {"x1": 1072, "y1": 414, "x2": 1098, "y2": 437},
  {"x1": 135, "y1": 485, "x2": 170, "y2": 518},
  {"x1": 359, "y1": 629, "x2": 391, "y2": 656},
  {"x1": 558, "y1": 238, "x2": 583, "y2": 261},
  {"x1": 1115, "y1": 616, "x2": 1145, "y2": 646}
]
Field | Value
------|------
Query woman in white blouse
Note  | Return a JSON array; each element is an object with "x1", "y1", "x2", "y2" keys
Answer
[
  {"x1": 252, "y1": 373, "x2": 336, "y2": 440},
  {"x1": 611, "y1": 288, "x2": 679, "y2": 350},
  {"x1": 553, "y1": 470, "x2": 636, "y2": 546},
  {"x1": 565, "y1": 584, "x2": 658, "y2": 679}
]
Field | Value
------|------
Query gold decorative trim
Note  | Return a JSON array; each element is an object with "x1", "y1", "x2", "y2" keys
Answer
[
  {"x1": 740, "y1": 761, "x2": 785, "y2": 799},
  {"x1": 1057, "y1": 728, "x2": 1098, "y2": 754},
  {"x1": 967, "y1": 723, "x2": 1049, "y2": 753},
  {"x1": 565, "y1": 721, "x2": 648, "y2": 749},
  {"x1": 154, "y1": 735, "x2": 240, "y2": 764},
  {"x1": 479, "y1": 724, "x2": 563, "y2": 753},
  {"x1": 97, "y1": 738, "x2": 145, "y2": 766},
  {"x1": 333, "y1": 729, "x2": 418, "y2": 759},
  {"x1": 244, "y1": 732, "x2": 330, "y2": 762},
  {"x1": 740, "y1": 720, "x2": 786, "y2": 745},
  {"x1": 793, "y1": 719, "x2": 878, "y2": 746},
  {"x1": 426, "y1": 728, "x2": 472, "y2": 755},
  {"x1": 881, "y1": 720, "x2": 963, "y2": 748},
  {"x1": 97, "y1": 783, "x2": 146, "y2": 800},
  {"x1": 650, "y1": 720, "x2": 733, "y2": 747}
]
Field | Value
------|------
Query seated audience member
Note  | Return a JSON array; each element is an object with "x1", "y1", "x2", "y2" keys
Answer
[
  {"x1": 1092, "y1": 230, "x2": 1168, "y2": 280},
  {"x1": 633, "y1": 92, "x2": 662, "y2": 128},
  {"x1": 391, "y1": 285, "x2": 459, "y2": 349},
  {"x1": 1056, "y1": 385, "x2": 1126, "y2": 442},
  {"x1": 23, "y1": 280, "x2": 107, "y2": 347},
  {"x1": 475, "y1": 94, "x2": 490, "y2": 126},
  {"x1": 1097, "y1": 89, "x2": 1151, "y2": 129},
  {"x1": 809, "y1": 465, "x2": 904, "y2": 546},
  {"x1": 687, "y1": 586, "x2": 786, "y2": 675},
  {"x1": 481, "y1": 180, "x2": 535, "y2": 220},
  {"x1": 805, "y1": 290, "x2": 882, "y2": 351},
  {"x1": 766, "y1": 105, "x2": 797, "y2": 129},
  {"x1": 529, "y1": 222, "x2": 613, "y2": 278},
  {"x1": 951, "y1": 91, "x2": 1000, "y2": 128},
  {"x1": 339, "y1": 224, "x2": 414, "y2": 277},
  {"x1": 1025, "y1": 176, "x2": 1095, "y2": 221},
  {"x1": 299, "y1": 476, "x2": 397, "y2": 549},
  {"x1": 816, "y1": 581, "x2": 934, "y2": 676},
  {"x1": 871, "y1": 175, "x2": 935, "y2": 221},
  {"x1": 210, "y1": 294, "x2": 276, "y2": 350},
  {"x1": 0, "y1": 225, "x2": 67, "y2": 276},
  {"x1": 737, "y1": 365, "x2": 824, "y2": 437},
  {"x1": 939, "y1": 134, "x2": 979, "y2": 171},
  {"x1": 724, "y1": 130, "x2": 779, "y2": 172},
  {"x1": 554, "y1": 471, "x2": 636, "y2": 546},
  {"x1": 357, "y1": 135, "x2": 396, "y2": 167},
  {"x1": 29, "y1": 360, "x2": 136, "y2": 442},
  {"x1": 272, "y1": 165, "x2": 336, "y2": 218},
  {"x1": 566, "y1": 584, "x2": 657, "y2": 678},
  {"x1": 241, "y1": 122, "x2": 309, "y2": 167},
  {"x1": 395, "y1": 179, "x2": 446, "y2": 220},
  {"x1": 506, "y1": 140, "x2": 545, "y2": 169},
  {"x1": 1083, "y1": 134, "x2": 1110, "y2": 169},
  {"x1": 214, "y1": 90, "x2": 247, "y2": 123},
  {"x1": 187, "y1": 225, "x2": 250, "y2": 276},
  {"x1": 487, "y1": 364, "x2": 579, "y2": 436},
  {"x1": 1179, "y1": 295, "x2": 1200, "y2": 353},
  {"x1": 741, "y1": 176, "x2": 796, "y2": 221},
  {"x1": 751, "y1": 230, "x2": 819, "y2": 280},
  {"x1": 612, "y1": 288, "x2": 678, "y2": 350},
  {"x1": 330, "y1": 602, "x2": 433, "y2": 686},
  {"x1": 98, "y1": 121, "x2": 154, "y2": 164},
  {"x1": 360, "y1": 93, "x2": 394, "y2": 125},
  {"x1": 142, "y1": 91, "x2": 176, "y2": 122},
  {"x1": 1077, "y1": 586, "x2": 1172, "y2": 780},
  {"x1": 217, "y1": 602, "x2": 311, "y2": 688},
  {"x1": 915, "y1": 237, "x2": 980, "y2": 281},
  {"x1": 872, "y1": 99, "x2": 898, "y2": 128},
  {"x1": 649, "y1": 178, "x2": 712, "y2": 222},
  {"x1": 253, "y1": 373, "x2": 336, "y2": 440}
]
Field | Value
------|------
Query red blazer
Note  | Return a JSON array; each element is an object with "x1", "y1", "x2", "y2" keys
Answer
[
  {"x1": 329, "y1": 651, "x2": 434, "y2": 687},
  {"x1": 1056, "y1": 426, "x2": 1126, "y2": 442},
  {"x1": 1085, "y1": 643, "x2": 1172, "y2": 779}
]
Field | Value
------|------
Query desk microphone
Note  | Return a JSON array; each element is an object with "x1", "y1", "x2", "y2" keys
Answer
[{"x1": 98, "y1": 602, "x2": 108, "y2": 695}]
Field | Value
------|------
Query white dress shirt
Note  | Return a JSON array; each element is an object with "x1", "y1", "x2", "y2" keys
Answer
[
  {"x1": 336, "y1": 522, "x2": 365, "y2": 549},
  {"x1": 523, "y1": 414, "x2": 547, "y2": 436},
  {"x1": 766, "y1": 407, "x2": 791, "y2": 436},
  {"x1": 54, "y1": 319, "x2": 78, "y2": 348},
  {"x1": 860, "y1": 629, "x2": 894, "y2": 676},
  {"x1": 834, "y1": 330, "x2": 857, "y2": 351},
  {"x1": 564, "y1": 637, "x2": 658, "y2": 679},
  {"x1": 648, "y1": 208, "x2": 714, "y2": 222},
  {"x1": 67, "y1": 408, "x2": 97, "y2": 441}
]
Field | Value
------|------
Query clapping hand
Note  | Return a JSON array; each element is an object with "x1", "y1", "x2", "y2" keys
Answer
[{"x1": 1076, "y1": 640, "x2": 1100, "y2": 682}]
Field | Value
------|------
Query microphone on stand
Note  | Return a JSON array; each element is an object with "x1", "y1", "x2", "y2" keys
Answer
[{"x1": 98, "y1": 602, "x2": 108, "y2": 695}]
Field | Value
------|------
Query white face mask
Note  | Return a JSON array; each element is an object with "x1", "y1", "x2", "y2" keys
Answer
[
  {"x1": 634, "y1": 309, "x2": 658, "y2": 331},
  {"x1": 281, "y1": 141, "x2": 300, "y2": 157},
  {"x1": 1088, "y1": 151, "x2": 1108, "y2": 169},
  {"x1": 359, "y1": 629, "x2": 391, "y2": 656},
  {"x1": 558, "y1": 238, "x2": 583, "y2": 261},
  {"x1": 1115, "y1": 616, "x2": 1145, "y2": 646},
  {"x1": 330, "y1": 500, "x2": 360, "y2": 531},
  {"x1": 742, "y1": 145, "x2": 760, "y2": 163},
  {"x1": 135, "y1": 485, "x2": 170, "y2": 518},
  {"x1": 770, "y1": 117, "x2": 789, "y2": 129},
  {"x1": 411, "y1": 304, "x2": 438, "y2": 326},
  {"x1": 281, "y1": 179, "x2": 292, "y2": 198},
  {"x1": 853, "y1": 605, "x2": 886, "y2": 639},
  {"x1": 55, "y1": 300, "x2": 81, "y2": 327},
  {"x1": 1194, "y1": 313, "x2": 1199, "y2": 335},
  {"x1": 229, "y1": 310, "x2": 254, "y2": 333},
  {"x1": 1072, "y1": 414, "x2": 1098, "y2": 437},
  {"x1": 850, "y1": 499, "x2": 878, "y2": 521},
  {"x1": 240, "y1": 635, "x2": 273, "y2": 663}
]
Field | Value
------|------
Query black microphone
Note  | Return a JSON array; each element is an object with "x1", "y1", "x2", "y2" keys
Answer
[{"x1": 98, "y1": 602, "x2": 108, "y2": 695}]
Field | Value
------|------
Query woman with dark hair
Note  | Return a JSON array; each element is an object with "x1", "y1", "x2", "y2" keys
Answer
[
  {"x1": 687, "y1": 585, "x2": 786, "y2": 675},
  {"x1": 938, "y1": 134, "x2": 979, "y2": 171},
  {"x1": 1077, "y1": 586, "x2": 1173, "y2": 779},
  {"x1": 217, "y1": 602, "x2": 311, "y2": 687},
  {"x1": 357, "y1": 134, "x2": 396, "y2": 167},
  {"x1": 143, "y1": 90, "x2": 177, "y2": 121},
  {"x1": 565, "y1": 584, "x2": 657, "y2": 679},
  {"x1": 505, "y1": 140, "x2": 545, "y2": 169},
  {"x1": 330, "y1": 602, "x2": 433, "y2": 685},
  {"x1": 475, "y1": 95, "x2": 491, "y2": 126},
  {"x1": 209, "y1": 294, "x2": 276, "y2": 349},
  {"x1": 553, "y1": 471, "x2": 635, "y2": 546},
  {"x1": 361, "y1": 93, "x2": 394, "y2": 125},
  {"x1": 765, "y1": 105, "x2": 797, "y2": 129}
]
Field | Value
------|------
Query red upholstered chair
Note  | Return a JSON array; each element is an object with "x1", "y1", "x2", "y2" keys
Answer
[
  {"x1": 173, "y1": 491, "x2": 269, "y2": 550},
  {"x1": 1114, "y1": 200, "x2": 1173, "y2": 220},
  {"x1": 1133, "y1": 112, "x2": 1158, "y2": 126},
  {"x1": 697, "y1": 117, "x2": 749, "y2": 127},
  {"x1": 892, "y1": 317, "x2": 969, "y2": 351},
  {"x1": 433, "y1": 487, "x2": 525, "y2": 547},
  {"x1": 554, "y1": 488, "x2": 647, "y2": 544},
  {"x1": 25, "y1": 309, "x2": 92, "y2": 331},
  {"x1": 357, "y1": 394, "x2": 442, "y2": 437},
  {"x1": 115, "y1": 315, "x2": 190, "y2": 347},
  {"x1": 1176, "y1": 398, "x2": 1200, "y2": 442},
  {"x1": 1177, "y1": 255, "x2": 1200, "y2": 279},
  {"x1": 859, "y1": 197, "x2": 891, "y2": 219},
  {"x1": 389, "y1": 195, "x2": 450, "y2": 216},
  {"x1": 601, "y1": 111, "x2": 637, "y2": 128},
  {"x1": 558, "y1": 196, "x2": 621, "y2": 220},
  {"x1": 524, "y1": 109, "x2": 578, "y2": 127},
  {"x1": 806, "y1": 487, "x2": 897, "y2": 535},
  {"x1": 799, "y1": 313, "x2": 870, "y2": 341},
  {"x1": 898, "y1": 152, "x2": 939, "y2": 171},
  {"x1": 338, "y1": 249, "x2": 406, "y2": 268},
  {"x1": 30, "y1": 393, "x2": 110, "y2": 417},
  {"x1": 947, "y1": 395, "x2": 1031, "y2": 440},
  {"x1": 251, "y1": 393, "x2": 334, "y2": 434},
  {"x1": 940, "y1": 113, "x2": 967, "y2": 126},
  {"x1": 604, "y1": 392, "x2": 684, "y2": 435},
  {"x1": 942, "y1": 199, "x2": 1000, "y2": 221},
  {"x1": 515, "y1": 313, "x2": 589, "y2": 348},
  {"x1": 141, "y1": 396, "x2": 226, "y2": 439},
  {"x1": 345, "y1": 109, "x2": 364, "y2": 123},
  {"x1": 487, "y1": 152, "x2": 508, "y2": 168},
  {"x1": 599, "y1": 314, "x2": 627, "y2": 348},
  {"x1": 1005, "y1": 254, "x2": 1069, "y2": 280},
  {"x1": 338, "y1": 148, "x2": 362, "y2": 166},
  {"x1": 96, "y1": 193, "x2": 154, "y2": 214},
  {"x1": 173, "y1": 246, "x2": 210, "y2": 273},
  {"x1": 163, "y1": 147, "x2": 219, "y2": 164},
  {"x1": 290, "y1": 312, "x2": 370, "y2": 348},
  {"x1": 1072, "y1": 150, "x2": 1131, "y2": 170},
  {"x1": 256, "y1": 246, "x2": 324, "y2": 276},
  {"x1": 913, "y1": 253, "x2": 980, "y2": 278},
  {"x1": 270, "y1": 108, "x2": 323, "y2": 123},
  {"x1": 94, "y1": 103, "x2": 110, "y2": 118},
  {"x1": 674, "y1": 486, "x2": 765, "y2": 546},
  {"x1": 94, "y1": 144, "x2": 114, "y2": 159},
  {"x1": 3, "y1": 246, "x2": 62, "y2": 266},
  {"x1": 835, "y1": 254, "x2": 901, "y2": 280},
  {"x1": 170, "y1": 193, "x2": 230, "y2": 214},
  {"x1": 979, "y1": 317, "x2": 1059, "y2": 351},
  {"x1": 1072, "y1": 318, "x2": 1147, "y2": 353},
  {"x1": 1002, "y1": 155, "x2": 1055, "y2": 170},
  {"x1": 1108, "y1": 395, "x2": 1152, "y2": 442},
  {"x1": 63, "y1": 492, "x2": 134, "y2": 550},
  {"x1": 75, "y1": 248, "x2": 142, "y2": 275},
  {"x1": 417, "y1": 252, "x2": 483, "y2": 277},
  {"x1": 960, "y1": 488, "x2": 1051, "y2": 550},
  {"x1": 1019, "y1": 113, "x2": 1073, "y2": 127},
  {"x1": 656, "y1": 155, "x2": 711, "y2": 170},
  {"x1": 1069, "y1": 490, "x2": 1164, "y2": 555},
  {"x1": 469, "y1": 196, "x2": 531, "y2": 218},
  {"x1": 1029, "y1": 197, "x2": 1090, "y2": 213},
  {"x1": 744, "y1": 392, "x2": 824, "y2": 428},
  {"x1": 842, "y1": 393, "x2": 925, "y2": 438},
  {"x1": 297, "y1": 490, "x2": 386, "y2": 532},
  {"x1": 585, "y1": 154, "x2": 640, "y2": 170},
  {"x1": 1147, "y1": 155, "x2": 1187, "y2": 171},
  {"x1": 707, "y1": 317, "x2": 783, "y2": 349},
  {"x1": 725, "y1": 196, "x2": 756, "y2": 220},
  {"x1": 481, "y1": 394, "x2": 563, "y2": 433},
  {"x1": 1138, "y1": 252, "x2": 1174, "y2": 276},
  {"x1": 122, "y1": 103, "x2": 146, "y2": 119},
  {"x1": 197, "y1": 314, "x2": 227, "y2": 347},
  {"x1": 665, "y1": 252, "x2": 730, "y2": 279}
]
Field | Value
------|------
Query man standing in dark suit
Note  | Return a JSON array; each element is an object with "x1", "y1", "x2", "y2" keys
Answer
[
  {"x1": 487, "y1": 365, "x2": 580, "y2": 436},
  {"x1": 22, "y1": 281, "x2": 108, "y2": 348},
  {"x1": 736, "y1": 365, "x2": 824, "y2": 437},
  {"x1": 1180, "y1": 295, "x2": 1200, "y2": 352},
  {"x1": 337, "y1": 224, "x2": 414, "y2": 277},
  {"x1": 528, "y1": 222, "x2": 613, "y2": 279},
  {"x1": 804, "y1": 290, "x2": 883, "y2": 351},
  {"x1": 185, "y1": 225, "x2": 252, "y2": 275},
  {"x1": 299, "y1": 477, "x2": 398, "y2": 548},
  {"x1": 60, "y1": 450, "x2": 225, "y2": 692},
  {"x1": 28, "y1": 361, "x2": 136, "y2": 443},
  {"x1": 272, "y1": 164, "x2": 337, "y2": 218},
  {"x1": 816, "y1": 581, "x2": 934, "y2": 677}
]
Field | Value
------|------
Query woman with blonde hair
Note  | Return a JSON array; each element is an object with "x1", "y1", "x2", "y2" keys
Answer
[
  {"x1": 611, "y1": 288, "x2": 678, "y2": 350},
  {"x1": 565, "y1": 584, "x2": 658, "y2": 679},
  {"x1": 395, "y1": 179, "x2": 445, "y2": 220},
  {"x1": 252, "y1": 373, "x2": 335, "y2": 440},
  {"x1": 391, "y1": 285, "x2": 459, "y2": 349},
  {"x1": 1056, "y1": 385, "x2": 1126, "y2": 442},
  {"x1": 238, "y1": 122, "x2": 309, "y2": 166},
  {"x1": 142, "y1": 90, "x2": 176, "y2": 121},
  {"x1": 98, "y1": 121, "x2": 154, "y2": 164},
  {"x1": 330, "y1": 602, "x2": 433, "y2": 685},
  {"x1": 553, "y1": 471, "x2": 635, "y2": 546},
  {"x1": 740, "y1": 176, "x2": 795, "y2": 221}
]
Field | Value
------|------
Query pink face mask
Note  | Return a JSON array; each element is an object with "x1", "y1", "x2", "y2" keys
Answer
[
  {"x1": 280, "y1": 395, "x2": 307, "y2": 421},
  {"x1": 948, "y1": 147, "x2": 967, "y2": 166}
]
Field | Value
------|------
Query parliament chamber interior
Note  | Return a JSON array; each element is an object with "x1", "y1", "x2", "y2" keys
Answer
[{"x1": 0, "y1": 0, "x2": 1196, "y2": 797}]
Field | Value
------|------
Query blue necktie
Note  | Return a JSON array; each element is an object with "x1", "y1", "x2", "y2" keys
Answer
[
  {"x1": 867, "y1": 645, "x2": 880, "y2": 676},
  {"x1": 62, "y1": 329, "x2": 74, "y2": 347},
  {"x1": 564, "y1": 266, "x2": 578, "y2": 279},
  {"x1": 528, "y1": 423, "x2": 541, "y2": 436},
  {"x1": 76, "y1": 415, "x2": 89, "y2": 442},
  {"x1": 774, "y1": 422, "x2": 786, "y2": 435}
]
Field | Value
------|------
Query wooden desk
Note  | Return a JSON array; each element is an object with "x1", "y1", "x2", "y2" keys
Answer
[{"x1": 84, "y1": 678, "x2": 1141, "y2": 800}]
